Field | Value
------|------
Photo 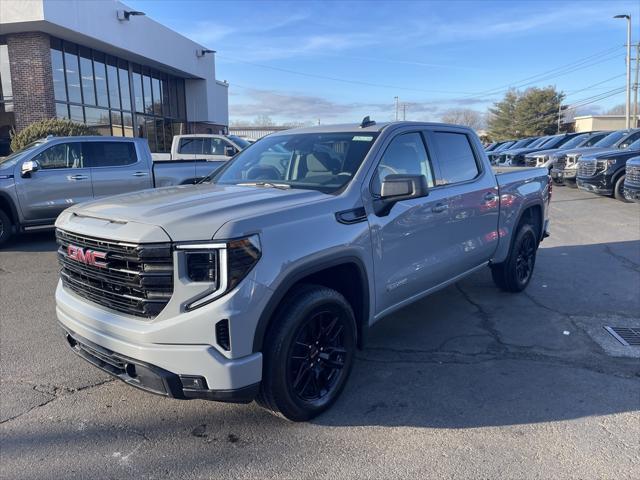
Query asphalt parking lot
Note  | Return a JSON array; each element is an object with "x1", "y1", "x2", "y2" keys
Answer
[{"x1": 1, "y1": 186, "x2": 639, "y2": 480}]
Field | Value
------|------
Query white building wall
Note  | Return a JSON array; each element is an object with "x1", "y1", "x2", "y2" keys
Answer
[{"x1": 0, "y1": 0, "x2": 227, "y2": 124}]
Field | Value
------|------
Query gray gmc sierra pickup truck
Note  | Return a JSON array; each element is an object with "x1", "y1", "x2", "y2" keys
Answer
[
  {"x1": 0, "y1": 136, "x2": 223, "y2": 245},
  {"x1": 54, "y1": 120, "x2": 551, "y2": 421}
]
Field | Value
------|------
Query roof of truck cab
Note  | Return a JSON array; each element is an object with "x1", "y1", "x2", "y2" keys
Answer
[
  {"x1": 39, "y1": 136, "x2": 141, "y2": 142},
  {"x1": 269, "y1": 121, "x2": 471, "y2": 136}
]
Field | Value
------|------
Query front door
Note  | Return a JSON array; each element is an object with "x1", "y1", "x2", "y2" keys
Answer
[
  {"x1": 365, "y1": 131, "x2": 454, "y2": 315},
  {"x1": 14, "y1": 142, "x2": 93, "y2": 224},
  {"x1": 85, "y1": 141, "x2": 152, "y2": 198}
]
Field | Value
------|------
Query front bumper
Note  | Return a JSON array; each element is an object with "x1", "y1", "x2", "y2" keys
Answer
[
  {"x1": 550, "y1": 169, "x2": 577, "y2": 184},
  {"x1": 623, "y1": 185, "x2": 640, "y2": 202},
  {"x1": 62, "y1": 326, "x2": 259, "y2": 402},
  {"x1": 576, "y1": 177, "x2": 612, "y2": 195},
  {"x1": 56, "y1": 281, "x2": 264, "y2": 402}
]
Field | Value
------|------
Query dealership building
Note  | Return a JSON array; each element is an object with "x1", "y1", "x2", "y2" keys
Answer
[{"x1": 0, "y1": 0, "x2": 229, "y2": 154}]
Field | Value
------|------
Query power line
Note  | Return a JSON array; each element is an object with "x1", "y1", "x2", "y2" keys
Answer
[
  {"x1": 464, "y1": 45, "x2": 624, "y2": 98},
  {"x1": 217, "y1": 55, "x2": 479, "y2": 95},
  {"x1": 563, "y1": 74, "x2": 626, "y2": 96}
]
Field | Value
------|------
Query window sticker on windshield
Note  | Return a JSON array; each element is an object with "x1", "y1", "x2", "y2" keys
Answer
[{"x1": 352, "y1": 135, "x2": 373, "y2": 142}]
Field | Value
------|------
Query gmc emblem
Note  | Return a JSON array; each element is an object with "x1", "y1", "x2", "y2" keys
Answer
[{"x1": 67, "y1": 245, "x2": 108, "y2": 268}]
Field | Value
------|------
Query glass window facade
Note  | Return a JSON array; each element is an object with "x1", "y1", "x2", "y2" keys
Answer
[
  {"x1": 50, "y1": 37, "x2": 187, "y2": 152},
  {"x1": 0, "y1": 42, "x2": 15, "y2": 155}
]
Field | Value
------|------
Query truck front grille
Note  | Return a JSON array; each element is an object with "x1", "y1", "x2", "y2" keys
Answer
[
  {"x1": 554, "y1": 157, "x2": 566, "y2": 170},
  {"x1": 626, "y1": 165, "x2": 640, "y2": 186},
  {"x1": 577, "y1": 160, "x2": 597, "y2": 177},
  {"x1": 57, "y1": 229, "x2": 173, "y2": 318}
]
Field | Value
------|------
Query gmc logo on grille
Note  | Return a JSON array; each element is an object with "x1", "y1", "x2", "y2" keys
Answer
[{"x1": 67, "y1": 245, "x2": 108, "y2": 268}]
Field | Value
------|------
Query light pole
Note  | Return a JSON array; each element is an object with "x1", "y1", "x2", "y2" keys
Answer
[
  {"x1": 614, "y1": 14, "x2": 632, "y2": 129},
  {"x1": 394, "y1": 96, "x2": 399, "y2": 121}
]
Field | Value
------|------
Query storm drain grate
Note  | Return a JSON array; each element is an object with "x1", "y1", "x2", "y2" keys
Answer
[{"x1": 604, "y1": 326, "x2": 640, "y2": 346}]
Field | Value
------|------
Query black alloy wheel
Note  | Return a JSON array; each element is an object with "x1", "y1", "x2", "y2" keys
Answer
[
  {"x1": 288, "y1": 310, "x2": 348, "y2": 403},
  {"x1": 256, "y1": 285, "x2": 356, "y2": 421},
  {"x1": 514, "y1": 230, "x2": 536, "y2": 284}
]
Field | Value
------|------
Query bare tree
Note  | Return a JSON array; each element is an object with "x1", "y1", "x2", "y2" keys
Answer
[
  {"x1": 605, "y1": 104, "x2": 626, "y2": 115},
  {"x1": 253, "y1": 115, "x2": 276, "y2": 126},
  {"x1": 441, "y1": 108, "x2": 485, "y2": 131}
]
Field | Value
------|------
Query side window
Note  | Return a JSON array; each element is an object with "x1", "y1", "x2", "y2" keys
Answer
[
  {"x1": 372, "y1": 132, "x2": 434, "y2": 195},
  {"x1": 179, "y1": 138, "x2": 203, "y2": 155},
  {"x1": 431, "y1": 132, "x2": 479, "y2": 185},
  {"x1": 620, "y1": 131, "x2": 640, "y2": 148},
  {"x1": 84, "y1": 142, "x2": 137, "y2": 167},
  {"x1": 210, "y1": 138, "x2": 227, "y2": 155},
  {"x1": 32, "y1": 143, "x2": 83, "y2": 169}
]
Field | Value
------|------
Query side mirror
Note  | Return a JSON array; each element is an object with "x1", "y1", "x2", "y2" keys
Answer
[
  {"x1": 224, "y1": 145, "x2": 237, "y2": 157},
  {"x1": 21, "y1": 160, "x2": 41, "y2": 178},
  {"x1": 374, "y1": 174, "x2": 428, "y2": 216}
]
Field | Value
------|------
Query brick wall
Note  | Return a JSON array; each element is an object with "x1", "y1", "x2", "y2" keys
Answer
[{"x1": 6, "y1": 32, "x2": 56, "y2": 132}]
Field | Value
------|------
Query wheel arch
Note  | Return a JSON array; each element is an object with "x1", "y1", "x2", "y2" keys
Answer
[
  {"x1": 252, "y1": 256, "x2": 371, "y2": 353},
  {"x1": 0, "y1": 192, "x2": 19, "y2": 225}
]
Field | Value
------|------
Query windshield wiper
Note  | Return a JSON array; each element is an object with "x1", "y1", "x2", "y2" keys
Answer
[{"x1": 237, "y1": 181, "x2": 291, "y2": 190}]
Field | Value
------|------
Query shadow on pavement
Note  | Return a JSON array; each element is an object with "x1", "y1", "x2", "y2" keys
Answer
[{"x1": 2, "y1": 230, "x2": 57, "y2": 253}]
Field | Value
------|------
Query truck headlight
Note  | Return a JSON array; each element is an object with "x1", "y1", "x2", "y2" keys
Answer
[
  {"x1": 177, "y1": 234, "x2": 261, "y2": 310},
  {"x1": 596, "y1": 159, "x2": 617, "y2": 171}
]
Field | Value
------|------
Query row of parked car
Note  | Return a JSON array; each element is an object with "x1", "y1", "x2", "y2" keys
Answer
[{"x1": 485, "y1": 128, "x2": 640, "y2": 203}]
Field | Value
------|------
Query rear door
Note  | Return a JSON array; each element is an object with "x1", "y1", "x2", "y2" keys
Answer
[
  {"x1": 14, "y1": 141, "x2": 93, "y2": 223},
  {"x1": 85, "y1": 140, "x2": 153, "y2": 198},
  {"x1": 425, "y1": 128, "x2": 500, "y2": 274}
]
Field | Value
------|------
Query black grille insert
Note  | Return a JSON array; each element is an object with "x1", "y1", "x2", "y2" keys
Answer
[
  {"x1": 57, "y1": 229, "x2": 173, "y2": 318},
  {"x1": 216, "y1": 319, "x2": 231, "y2": 351}
]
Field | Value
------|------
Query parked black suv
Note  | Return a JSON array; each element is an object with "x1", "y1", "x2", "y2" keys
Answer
[
  {"x1": 576, "y1": 138, "x2": 640, "y2": 201},
  {"x1": 623, "y1": 156, "x2": 640, "y2": 202}
]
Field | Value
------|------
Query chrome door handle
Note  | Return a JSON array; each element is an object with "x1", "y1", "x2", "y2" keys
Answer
[
  {"x1": 132, "y1": 171, "x2": 149, "y2": 177},
  {"x1": 431, "y1": 203, "x2": 449, "y2": 213},
  {"x1": 484, "y1": 192, "x2": 499, "y2": 202},
  {"x1": 69, "y1": 174, "x2": 88, "y2": 180}
]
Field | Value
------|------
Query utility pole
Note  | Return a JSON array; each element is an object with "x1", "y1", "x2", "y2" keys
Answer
[
  {"x1": 394, "y1": 96, "x2": 399, "y2": 121},
  {"x1": 402, "y1": 104, "x2": 407, "y2": 121},
  {"x1": 557, "y1": 103, "x2": 562, "y2": 133},
  {"x1": 634, "y1": 43, "x2": 639, "y2": 127},
  {"x1": 614, "y1": 14, "x2": 632, "y2": 129}
]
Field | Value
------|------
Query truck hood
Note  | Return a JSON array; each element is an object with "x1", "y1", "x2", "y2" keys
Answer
[
  {"x1": 583, "y1": 148, "x2": 640, "y2": 161},
  {"x1": 0, "y1": 162, "x2": 15, "y2": 178},
  {"x1": 60, "y1": 183, "x2": 328, "y2": 242},
  {"x1": 558, "y1": 146, "x2": 619, "y2": 158}
]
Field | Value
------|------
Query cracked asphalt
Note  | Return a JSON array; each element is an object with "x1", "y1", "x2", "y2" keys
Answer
[{"x1": 1, "y1": 187, "x2": 639, "y2": 480}]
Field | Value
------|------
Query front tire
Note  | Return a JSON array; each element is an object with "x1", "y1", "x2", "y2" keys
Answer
[
  {"x1": 257, "y1": 285, "x2": 356, "y2": 421},
  {"x1": 0, "y1": 209, "x2": 13, "y2": 246},
  {"x1": 614, "y1": 175, "x2": 631, "y2": 202},
  {"x1": 491, "y1": 223, "x2": 538, "y2": 293}
]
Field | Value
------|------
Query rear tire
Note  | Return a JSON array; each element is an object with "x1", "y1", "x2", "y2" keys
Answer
[
  {"x1": 0, "y1": 210, "x2": 13, "y2": 247},
  {"x1": 256, "y1": 284, "x2": 356, "y2": 421},
  {"x1": 614, "y1": 175, "x2": 631, "y2": 202},
  {"x1": 491, "y1": 224, "x2": 538, "y2": 293}
]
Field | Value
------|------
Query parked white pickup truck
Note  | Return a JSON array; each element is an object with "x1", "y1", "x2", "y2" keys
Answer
[{"x1": 151, "y1": 134, "x2": 250, "y2": 162}]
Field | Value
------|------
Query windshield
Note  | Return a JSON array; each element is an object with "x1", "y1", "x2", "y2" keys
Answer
[
  {"x1": 541, "y1": 135, "x2": 565, "y2": 147},
  {"x1": 227, "y1": 135, "x2": 251, "y2": 149},
  {"x1": 496, "y1": 141, "x2": 515, "y2": 151},
  {"x1": 594, "y1": 131, "x2": 626, "y2": 148},
  {"x1": 528, "y1": 137, "x2": 549, "y2": 148},
  {"x1": 511, "y1": 138, "x2": 532, "y2": 149},
  {"x1": 0, "y1": 141, "x2": 45, "y2": 165},
  {"x1": 559, "y1": 134, "x2": 588, "y2": 149},
  {"x1": 207, "y1": 132, "x2": 379, "y2": 193}
]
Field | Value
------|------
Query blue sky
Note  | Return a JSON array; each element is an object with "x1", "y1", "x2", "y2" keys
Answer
[{"x1": 128, "y1": 0, "x2": 639, "y2": 125}]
